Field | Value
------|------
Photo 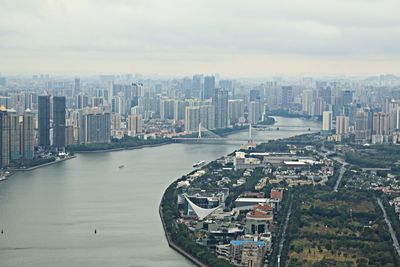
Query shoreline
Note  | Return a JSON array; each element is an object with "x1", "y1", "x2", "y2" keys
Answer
[
  {"x1": 7, "y1": 155, "x2": 77, "y2": 172},
  {"x1": 159, "y1": 197, "x2": 207, "y2": 267},
  {"x1": 71, "y1": 142, "x2": 172, "y2": 153}
]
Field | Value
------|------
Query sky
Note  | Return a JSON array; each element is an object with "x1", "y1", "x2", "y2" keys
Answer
[{"x1": 0, "y1": 0, "x2": 400, "y2": 76}]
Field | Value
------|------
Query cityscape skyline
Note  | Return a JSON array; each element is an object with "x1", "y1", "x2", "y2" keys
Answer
[{"x1": 3, "y1": 1, "x2": 400, "y2": 266}]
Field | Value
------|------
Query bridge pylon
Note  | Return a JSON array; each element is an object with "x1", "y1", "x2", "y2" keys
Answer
[
  {"x1": 198, "y1": 122, "x2": 202, "y2": 139},
  {"x1": 248, "y1": 124, "x2": 252, "y2": 142}
]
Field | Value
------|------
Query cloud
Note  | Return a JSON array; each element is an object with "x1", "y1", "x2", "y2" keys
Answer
[{"x1": 0, "y1": 0, "x2": 399, "y2": 75}]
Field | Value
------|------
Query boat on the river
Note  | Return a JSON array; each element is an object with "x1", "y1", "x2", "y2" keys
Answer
[
  {"x1": 118, "y1": 165, "x2": 125, "y2": 169},
  {"x1": 193, "y1": 160, "x2": 205, "y2": 168}
]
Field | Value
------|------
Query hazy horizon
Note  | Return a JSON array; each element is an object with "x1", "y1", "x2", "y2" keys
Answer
[{"x1": 1, "y1": 0, "x2": 400, "y2": 76}]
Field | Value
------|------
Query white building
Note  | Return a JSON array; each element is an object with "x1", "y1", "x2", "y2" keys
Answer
[{"x1": 322, "y1": 111, "x2": 332, "y2": 131}]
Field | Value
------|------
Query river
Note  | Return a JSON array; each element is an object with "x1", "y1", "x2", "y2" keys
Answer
[{"x1": 0, "y1": 117, "x2": 321, "y2": 267}]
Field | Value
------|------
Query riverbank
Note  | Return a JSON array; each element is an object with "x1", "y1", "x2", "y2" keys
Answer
[
  {"x1": 160, "y1": 132, "x2": 380, "y2": 267},
  {"x1": 72, "y1": 142, "x2": 171, "y2": 153},
  {"x1": 159, "y1": 197, "x2": 207, "y2": 267},
  {"x1": 8, "y1": 155, "x2": 77, "y2": 172}
]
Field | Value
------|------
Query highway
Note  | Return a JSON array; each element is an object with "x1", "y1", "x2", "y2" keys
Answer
[
  {"x1": 377, "y1": 197, "x2": 400, "y2": 256},
  {"x1": 276, "y1": 196, "x2": 293, "y2": 267}
]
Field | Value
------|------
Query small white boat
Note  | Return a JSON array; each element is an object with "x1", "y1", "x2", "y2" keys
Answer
[
  {"x1": 193, "y1": 160, "x2": 206, "y2": 168},
  {"x1": 0, "y1": 176, "x2": 7, "y2": 182}
]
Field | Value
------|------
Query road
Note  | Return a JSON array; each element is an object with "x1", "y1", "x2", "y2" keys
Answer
[
  {"x1": 377, "y1": 197, "x2": 400, "y2": 256},
  {"x1": 276, "y1": 196, "x2": 293, "y2": 267},
  {"x1": 333, "y1": 164, "x2": 347, "y2": 192}
]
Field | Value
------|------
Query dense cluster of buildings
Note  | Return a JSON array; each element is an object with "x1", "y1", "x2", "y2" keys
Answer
[
  {"x1": 0, "y1": 107, "x2": 35, "y2": 168},
  {"x1": 174, "y1": 141, "x2": 334, "y2": 266},
  {"x1": 1, "y1": 74, "x2": 400, "y2": 168},
  {"x1": 311, "y1": 82, "x2": 400, "y2": 144}
]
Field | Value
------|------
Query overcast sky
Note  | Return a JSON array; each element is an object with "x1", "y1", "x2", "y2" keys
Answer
[{"x1": 1, "y1": 0, "x2": 399, "y2": 76}]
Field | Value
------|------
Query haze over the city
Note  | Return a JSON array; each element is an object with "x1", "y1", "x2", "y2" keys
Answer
[{"x1": 1, "y1": 0, "x2": 400, "y2": 76}]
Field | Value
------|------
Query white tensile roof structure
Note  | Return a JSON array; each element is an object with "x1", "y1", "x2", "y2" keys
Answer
[{"x1": 183, "y1": 194, "x2": 221, "y2": 220}]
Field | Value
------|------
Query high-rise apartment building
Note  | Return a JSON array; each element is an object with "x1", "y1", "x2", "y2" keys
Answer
[
  {"x1": 0, "y1": 108, "x2": 10, "y2": 168},
  {"x1": 192, "y1": 74, "x2": 203, "y2": 99},
  {"x1": 65, "y1": 125, "x2": 74, "y2": 146},
  {"x1": 302, "y1": 90, "x2": 314, "y2": 115},
  {"x1": 248, "y1": 101, "x2": 261, "y2": 124},
  {"x1": 79, "y1": 111, "x2": 111, "y2": 144},
  {"x1": 355, "y1": 109, "x2": 372, "y2": 143},
  {"x1": 76, "y1": 94, "x2": 89, "y2": 109},
  {"x1": 281, "y1": 86, "x2": 293, "y2": 106},
  {"x1": 336, "y1": 116, "x2": 349, "y2": 135},
  {"x1": 160, "y1": 98, "x2": 175, "y2": 120},
  {"x1": 228, "y1": 99, "x2": 244, "y2": 125},
  {"x1": 372, "y1": 112, "x2": 391, "y2": 136},
  {"x1": 127, "y1": 114, "x2": 143, "y2": 136},
  {"x1": 322, "y1": 111, "x2": 332, "y2": 131},
  {"x1": 174, "y1": 100, "x2": 189, "y2": 121},
  {"x1": 53, "y1": 96, "x2": 66, "y2": 149},
  {"x1": 183, "y1": 77, "x2": 192, "y2": 99},
  {"x1": 9, "y1": 110, "x2": 20, "y2": 161},
  {"x1": 111, "y1": 113, "x2": 121, "y2": 135},
  {"x1": 203, "y1": 76, "x2": 215, "y2": 99},
  {"x1": 184, "y1": 105, "x2": 215, "y2": 132},
  {"x1": 213, "y1": 88, "x2": 228, "y2": 129},
  {"x1": 38, "y1": 95, "x2": 51, "y2": 149},
  {"x1": 341, "y1": 90, "x2": 353, "y2": 106},
  {"x1": 22, "y1": 109, "x2": 34, "y2": 160}
]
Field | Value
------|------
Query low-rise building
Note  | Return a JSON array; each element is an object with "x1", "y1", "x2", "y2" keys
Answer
[{"x1": 245, "y1": 204, "x2": 274, "y2": 235}]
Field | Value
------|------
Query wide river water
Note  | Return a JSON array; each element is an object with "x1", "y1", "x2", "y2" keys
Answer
[{"x1": 0, "y1": 117, "x2": 321, "y2": 267}]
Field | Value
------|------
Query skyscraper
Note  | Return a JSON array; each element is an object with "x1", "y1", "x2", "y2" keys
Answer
[
  {"x1": 248, "y1": 101, "x2": 261, "y2": 124},
  {"x1": 203, "y1": 76, "x2": 215, "y2": 99},
  {"x1": 341, "y1": 90, "x2": 353, "y2": 106},
  {"x1": 336, "y1": 116, "x2": 349, "y2": 135},
  {"x1": 192, "y1": 74, "x2": 203, "y2": 99},
  {"x1": 185, "y1": 106, "x2": 200, "y2": 132},
  {"x1": 174, "y1": 100, "x2": 189, "y2": 121},
  {"x1": 108, "y1": 81, "x2": 114, "y2": 105},
  {"x1": 76, "y1": 94, "x2": 89, "y2": 109},
  {"x1": 9, "y1": 110, "x2": 21, "y2": 161},
  {"x1": 213, "y1": 88, "x2": 228, "y2": 129},
  {"x1": 184, "y1": 105, "x2": 214, "y2": 132},
  {"x1": 127, "y1": 114, "x2": 143, "y2": 136},
  {"x1": 228, "y1": 99, "x2": 244, "y2": 125},
  {"x1": 160, "y1": 98, "x2": 175, "y2": 120},
  {"x1": 322, "y1": 111, "x2": 332, "y2": 131},
  {"x1": 281, "y1": 86, "x2": 293, "y2": 106},
  {"x1": 355, "y1": 108, "x2": 372, "y2": 143},
  {"x1": 38, "y1": 95, "x2": 51, "y2": 149},
  {"x1": 74, "y1": 77, "x2": 80, "y2": 96},
  {"x1": 372, "y1": 112, "x2": 390, "y2": 136},
  {"x1": 0, "y1": 108, "x2": 10, "y2": 168},
  {"x1": 79, "y1": 111, "x2": 111, "y2": 144},
  {"x1": 53, "y1": 96, "x2": 66, "y2": 149},
  {"x1": 22, "y1": 109, "x2": 34, "y2": 160},
  {"x1": 302, "y1": 90, "x2": 314, "y2": 115},
  {"x1": 183, "y1": 77, "x2": 192, "y2": 99}
]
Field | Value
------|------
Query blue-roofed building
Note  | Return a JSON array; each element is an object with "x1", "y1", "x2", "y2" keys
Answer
[
  {"x1": 230, "y1": 239, "x2": 266, "y2": 267},
  {"x1": 230, "y1": 240, "x2": 265, "y2": 247}
]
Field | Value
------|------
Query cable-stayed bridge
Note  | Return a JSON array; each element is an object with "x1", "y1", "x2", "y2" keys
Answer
[{"x1": 172, "y1": 123, "x2": 318, "y2": 143}]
